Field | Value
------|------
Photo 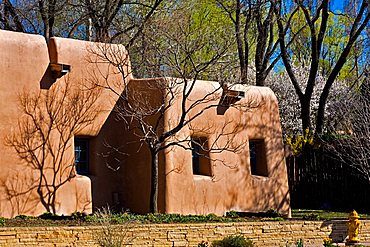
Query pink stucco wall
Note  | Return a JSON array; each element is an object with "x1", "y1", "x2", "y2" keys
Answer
[{"x1": 0, "y1": 30, "x2": 290, "y2": 217}]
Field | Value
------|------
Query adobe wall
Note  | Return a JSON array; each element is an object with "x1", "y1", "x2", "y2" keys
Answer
[
  {"x1": 91, "y1": 77, "x2": 290, "y2": 216},
  {"x1": 0, "y1": 29, "x2": 290, "y2": 217},
  {"x1": 48, "y1": 37, "x2": 134, "y2": 212},
  {"x1": 0, "y1": 220, "x2": 369, "y2": 246},
  {"x1": 0, "y1": 30, "x2": 128, "y2": 217},
  {"x1": 162, "y1": 81, "x2": 290, "y2": 216}
]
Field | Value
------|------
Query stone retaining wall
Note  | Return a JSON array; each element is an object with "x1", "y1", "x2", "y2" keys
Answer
[{"x1": 0, "y1": 220, "x2": 369, "y2": 246}]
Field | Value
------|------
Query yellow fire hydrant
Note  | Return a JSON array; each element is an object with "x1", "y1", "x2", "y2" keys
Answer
[{"x1": 347, "y1": 210, "x2": 361, "y2": 243}]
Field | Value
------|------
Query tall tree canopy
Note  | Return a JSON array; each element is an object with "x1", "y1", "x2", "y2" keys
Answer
[{"x1": 274, "y1": 0, "x2": 369, "y2": 134}]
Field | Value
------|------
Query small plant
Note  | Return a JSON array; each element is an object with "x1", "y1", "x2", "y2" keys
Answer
[
  {"x1": 94, "y1": 207, "x2": 133, "y2": 247},
  {"x1": 286, "y1": 128, "x2": 315, "y2": 155},
  {"x1": 323, "y1": 237, "x2": 334, "y2": 247},
  {"x1": 302, "y1": 213, "x2": 320, "y2": 221},
  {"x1": 226, "y1": 211, "x2": 239, "y2": 218},
  {"x1": 39, "y1": 212, "x2": 57, "y2": 220},
  {"x1": 212, "y1": 235, "x2": 254, "y2": 247},
  {"x1": 270, "y1": 216, "x2": 285, "y2": 221},
  {"x1": 265, "y1": 208, "x2": 281, "y2": 217},
  {"x1": 0, "y1": 217, "x2": 5, "y2": 227},
  {"x1": 296, "y1": 239, "x2": 304, "y2": 247},
  {"x1": 15, "y1": 215, "x2": 28, "y2": 220},
  {"x1": 71, "y1": 211, "x2": 87, "y2": 220},
  {"x1": 198, "y1": 240, "x2": 209, "y2": 247}
]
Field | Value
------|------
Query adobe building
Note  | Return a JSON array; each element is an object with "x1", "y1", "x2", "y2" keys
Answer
[{"x1": 0, "y1": 30, "x2": 290, "y2": 218}]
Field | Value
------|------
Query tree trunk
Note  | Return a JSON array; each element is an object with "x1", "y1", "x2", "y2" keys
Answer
[
  {"x1": 301, "y1": 97, "x2": 311, "y2": 132},
  {"x1": 235, "y1": 0, "x2": 248, "y2": 84},
  {"x1": 255, "y1": 70, "x2": 267, "y2": 86},
  {"x1": 149, "y1": 150, "x2": 159, "y2": 213}
]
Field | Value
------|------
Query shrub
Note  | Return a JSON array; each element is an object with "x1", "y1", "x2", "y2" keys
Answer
[
  {"x1": 323, "y1": 238, "x2": 333, "y2": 247},
  {"x1": 212, "y1": 235, "x2": 254, "y2": 247},
  {"x1": 15, "y1": 215, "x2": 28, "y2": 220},
  {"x1": 302, "y1": 213, "x2": 320, "y2": 221},
  {"x1": 265, "y1": 208, "x2": 281, "y2": 217},
  {"x1": 0, "y1": 217, "x2": 5, "y2": 227},
  {"x1": 94, "y1": 207, "x2": 133, "y2": 247},
  {"x1": 296, "y1": 239, "x2": 304, "y2": 247},
  {"x1": 39, "y1": 212, "x2": 57, "y2": 220},
  {"x1": 226, "y1": 211, "x2": 239, "y2": 218},
  {"x1": 71, "y1": 211, "x2": 87, "y2": 220}
]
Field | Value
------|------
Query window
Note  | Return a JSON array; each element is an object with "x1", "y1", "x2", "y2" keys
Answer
[
  {"x1": 249, "y1": 139, "x2": 268, "y2": 177},
  {"x1": 74, "y1": 137, "x2": 89, "y2": 175},
  {"x1": 191, "y1": 137, "x2": 212, "y2": 176}
]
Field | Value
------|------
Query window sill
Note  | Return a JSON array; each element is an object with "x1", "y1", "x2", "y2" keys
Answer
[
  {"x1": 251, "y1": 175, "x2": 270, "y2": 181},
  {"x1": 193, "y1": 175, "x2": 213, "y2": 181}
]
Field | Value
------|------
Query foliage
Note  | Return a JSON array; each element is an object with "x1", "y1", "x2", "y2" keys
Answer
[
  {"x1": 302, "y1": 213, "x2": 320, "y2": 221},
  {"x1": 291, "y1": 209, "x2": 370, "y2": 220},
  {"x1": 1, "y1": 209, "x2": 370, "y2": 227},
  {"x1": 0, "y1": 217, "x2": 5, "y2": 227},
  {"x1": 94, "y1": 207, "x2": 133, "y2": 247},
  {"x1": 323, "y1": 237, "x2": 334, "y2": 247},
  {"x1": 71, "y1": 212, "x2": 87, "y2": 220},
  {"x1": 264, "y1": 208, "x2": 282, "y2": 218},
  {"x1": 39, "y1": 212, "x2": 58, "y2": 220},
  {"x1": 14, "y1": 215, "x2": 28, "y2": 220},
  {"x1": 83, "y1": 212, "x2": 241, "y2": 224},
  {"x1": 296, "y1": 239, "x2": 304, "y2": 247},
  {"x1": 286, "y1": 128, "x2": 315, "y2": 156},
  {"x1": 226, "y1": 211, "x2": 239, "y2": 218},
  {"x1": 270, "y1": 217, "x2": 285, "y2": 221},
  {"x1": 212, "y1": 235, "x2": 254, "y2": 247}
]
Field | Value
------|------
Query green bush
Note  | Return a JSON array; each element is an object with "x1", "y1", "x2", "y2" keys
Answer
[
  {"x1": 39, "y1": 212, "x2": 57, "y2": 220},
  {"x1": 296, "y1": 239, "x2": 303, "y2": 247},
  {"x1": 0, "y1": 217, "x2": 5, "y2": 226},
  {"x1": 302, "y1": 213, "x2": 320, "y2": 221},
  {"x1": 15, "y1": 215, "x2": 28, "y2": 220},
  {"x1": 226, "y1": 211, "x2": 239, "y2": 218},
  {"x1": 71, "y1": 212, "x2": 87, "y2": 220},
  {"x1": 212, "y1": 235, "x2": 254, "y2": 247}
]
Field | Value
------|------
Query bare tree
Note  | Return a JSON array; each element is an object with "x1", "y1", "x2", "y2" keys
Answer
[
  {"x1": 324, "y1": 80, "x2": 370, "y2": 182},
  {"x1": 273, "y1": 0, "x2": 370, "y2": 134},
  {"x1": 77, "y1": 0, "x2": 164, "y2": 44},
  {"x1": 0, "y1": 0, "x2": 72, "y2": 41},
  {"x1": 216, "y1": 0, "x2": 300, "y2": 86},
  {"x1": 0, "y1": 0, "x2": 164, "y2": 43},
  {"x1": 6, "y1": 79, "x2": 101, "y2": 214},
  {"x1": 90, "y1": 9, "x2": 264, "y2": 212},
  {"x1": 0, "y1": 0, "x2": 25, "y2": 32}
]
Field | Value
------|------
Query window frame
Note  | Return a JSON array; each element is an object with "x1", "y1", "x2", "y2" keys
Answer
[
  {"x1": 191, "y1": 136, "x2": 212, "y2": 177},
  {"x1": 249, "y1": 139, "x2": 269, "y2": 177},
  {"x1": 74, "y1": 137, "x2": 90, "y2": 175}
]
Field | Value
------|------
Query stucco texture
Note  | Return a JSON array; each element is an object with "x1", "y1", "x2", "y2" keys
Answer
[{"x1": 0, "y1": 30, "x2": 290, "y2": 218}]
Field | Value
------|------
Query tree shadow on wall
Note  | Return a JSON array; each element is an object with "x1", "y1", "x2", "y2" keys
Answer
[
  {"x1": 4, "y1": 77, "x2": 99, "y2": 215},
  {"x1": 223, "y1": 117, "x2": 291, "y2": 216},
  {"x1": 0, "y1": 171, "x2": 41, "y2": 216}
]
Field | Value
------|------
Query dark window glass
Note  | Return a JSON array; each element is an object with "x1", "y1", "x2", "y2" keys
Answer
[
  {"x1": 191, "y1": 137, "x2": 212, "y2": 176},
  {"x1": 249, "y1": 139, "x2": 268, "y2": 177},
  {"x1": 75, "y1": 138, "x2": 89, "y2": 175}
]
